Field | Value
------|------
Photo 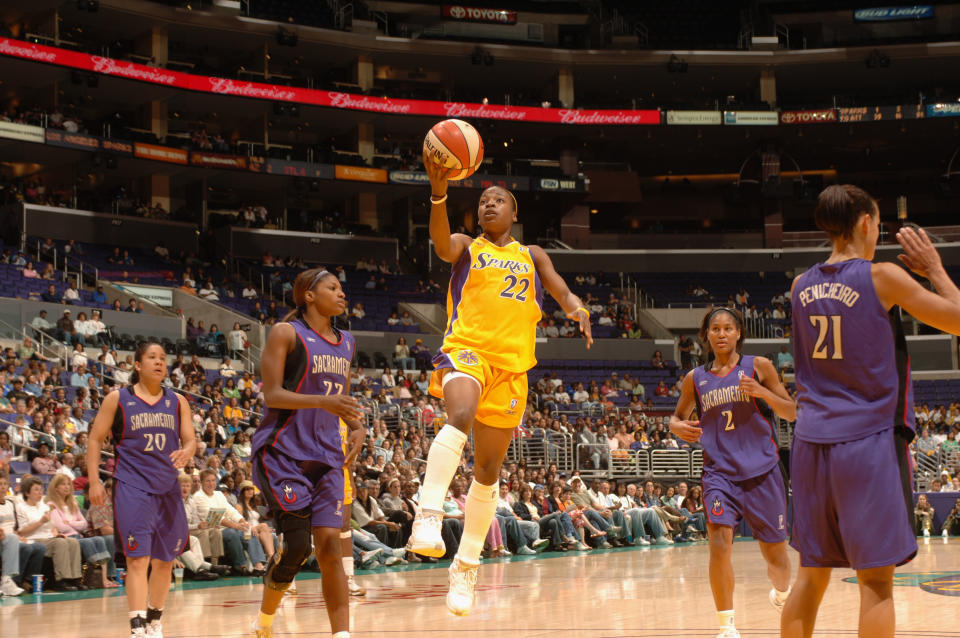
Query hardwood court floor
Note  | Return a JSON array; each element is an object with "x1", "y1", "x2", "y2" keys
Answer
[{"x1": 3, "y1": 539, "x2": 959, "y2": 638}]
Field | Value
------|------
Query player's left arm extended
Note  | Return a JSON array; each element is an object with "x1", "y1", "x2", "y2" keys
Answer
[
  {"x1": 744, "y1": 357, "x2": 797, "y2": 422},
  {"x1": 530, "y1": 245, "x2": 593, "y2": 349}
]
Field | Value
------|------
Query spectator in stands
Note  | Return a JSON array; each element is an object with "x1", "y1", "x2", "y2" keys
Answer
[
  {"x1": 235, "y1": 481, "x2": 271, "y2": 573},
  {"x1": 198, "y1": 280, "x2": 219, "y2": 302},
  {"x1": 776, "y1": 345, "x2": 794, "y2": 372},
  {"x1": 678, "y1": 335, "x2": 695, "y2": 370},
  {"x1": 63, "y1": 281, "x2": 80, "y2": 305},
  {"x1": 400, "y1": 311, "x2": 415, "y2": 327},
  {"x1": 692, "y1": 284, "x2": 709, "y2": 298},
  {"x1": 651, "y1": 350, "x2": 666, "y2": 369},
  {"x1": 917, "y1": 428, "x2": 939, "y2": 457},
  {"x1": 31, "y1": 442, "x2": 60, "y2": 475},
  {"x1": 192, "y1": 469, "x2": 253, "y2": 575},
  {"x1": 22, "y1": 261, "x2": 39, "y2": 278},
  {"x1": 30, "y1": 309, "x2": 52, "y2": 337},
  {"x1": 179, "y1": 475, "x2": 228, "y2": 571},
  {"x1": 46, "y1": 474, "x2": 115, "y2": 588},
  {"x1": 42, "y1": 283, "x2": 61, "y2": 304},
  {"x1": 241, "y1": 283, "x2": 258, "y2": 300},
  {"x1": 354, "y1": 480, "x2": 404, "y2": 548},
  {"x1": 124, "y1": 299, "x2": 137, "y2": 312},
  {"x1": 1, "y1": 472, "x2": 40, "y2": 595},
  {"x1": 394, "y1": 337, "x2": 415, "y2": 370},
  {"x1": 914, "y1": 494, "x2": 935, "y2": 537},
  {"x1": 111, "y1": 299, "x2": 122, "y2": 312},
  {"x1": 351, "y1": 302, "x2": 366, "y2": 320},
  {"x1": 16, "y1": 476, "x2": 84, "y2": 591}
]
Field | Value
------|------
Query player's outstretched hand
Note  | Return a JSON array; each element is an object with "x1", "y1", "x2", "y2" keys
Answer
[
  {"x1": 897, "y1": 225, "x2": 942, "y2": 280},
  {"x1": 89, "y1": 480, "x2": 106, "y2": 507},
  {"x1": 423, "y1": 149, "x2": 452, "y2": 197},
  {"x1": 170, "y1": 448, "x2": 192, "y2": 470},
  {"x1": 567, "y1": 308, "x2": 593, "y2": 349},
  {"x1": 670, "y1": 419, "x2": 703, "y2": 443},
  {"x1": 320, "y1": 394, "x2": 364, "y2": 421}
]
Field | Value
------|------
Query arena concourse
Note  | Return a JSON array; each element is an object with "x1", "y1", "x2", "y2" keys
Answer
[{"x1": 0, "y1": 1, "x2": 959, "y2": 637}]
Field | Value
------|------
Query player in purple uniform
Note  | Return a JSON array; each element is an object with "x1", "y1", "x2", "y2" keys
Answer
[
  {"x1": 250, "y1": 268, "x2": 365, "y2": 638},
  {"x1": 87, "y1": 342, "x2": 196, "y2": 638},
  {"x1": 782, "y1": 186, "x2": 960, "y2": 638},
  {"x1": 671, "y1": 308, "x2": 796, "y2": 638}
]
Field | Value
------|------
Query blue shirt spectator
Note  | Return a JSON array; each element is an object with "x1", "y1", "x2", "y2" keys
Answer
[
  {"x1": 70, "y1": 367, "x2": 92, "y2": 388},
  {"x1": 92, "y1": 286, "x2": 107, "y2": 304}
]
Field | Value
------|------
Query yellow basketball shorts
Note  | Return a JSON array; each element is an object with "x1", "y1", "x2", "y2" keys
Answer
[
  {"x1": 343, "y1": 468, "x2": 353, "y2": 506},
  {"x1": 429, "y1": 348, "x2": 528, "y2": 429}
]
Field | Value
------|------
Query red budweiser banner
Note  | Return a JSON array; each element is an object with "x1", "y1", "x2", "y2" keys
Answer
[
  {"x1": 779, "y1": 109, "x2": 838, "y2": 124},
  {"x1": 0, "y1": 38, "x2": 659, "y2": 126},
  {"x1": 442, "y1": 5, "x2": 518, "y2": 24}
]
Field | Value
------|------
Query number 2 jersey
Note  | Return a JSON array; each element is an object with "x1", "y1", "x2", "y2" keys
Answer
[
  {"x1": 112, "y1": 386, "x2": 182, "y2": 494},
  {"x1": 252, "y1": 319, "x2": 355, "y2": 467},
  {"x1": 441, "y1": 236, "x2": 544, "y2": 373},
  {"x1": 693, "y1": 355, "x2": 779, "y2": 480},
  {"x1": 792, "y1": 258, "x2": 914, "y2": 444}
]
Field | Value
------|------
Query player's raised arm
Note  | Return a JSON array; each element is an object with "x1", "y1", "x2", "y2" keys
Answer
[
  {"x1": 872, "y1": 226, "x2": 960, "y2": 334},
  {"x1": 529, "y1": 245, "x2": 592, "y2": 349},
  {"x1": 424, "y1": 150, "x2": 472, "y2": 264}
]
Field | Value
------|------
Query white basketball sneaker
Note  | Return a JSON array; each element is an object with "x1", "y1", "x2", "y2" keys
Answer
[
  {"x1": 347, "y1": 575, "x2": 366, "y2": 596},
  {"x1": 145, "y1": 620, "x2": 163, "y2": 638},
  {"x1": 407, "y1": 509, "x2": 446, "y2": 558},
  {"x1": 251, "y1": 620, "x2": 273, "y2": 638},
  {"x1": 716, "y1": 628, "x2": 741, "y2": 638},
  {"x1": 445, "y1": 556, "x2": 480, "y2": 616}
]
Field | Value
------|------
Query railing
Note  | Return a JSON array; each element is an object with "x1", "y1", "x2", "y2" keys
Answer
[
  {"x1": 0, "y1": 316, "x2": 69, "y2": 368},
  {"x1": 570, "y1": 445, "x2": 714, "y2": 480},
  {"x1": 1, "y1": 416, "x2": 115, "y2": 478}
]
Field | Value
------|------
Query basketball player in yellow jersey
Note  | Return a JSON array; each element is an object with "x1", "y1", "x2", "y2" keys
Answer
[
  {"x1": 408, "y1": 151, "x2": 593, "y2": 616},
  {"x1": 338, "y1": 419, "x2": 366, "y2": 597}
]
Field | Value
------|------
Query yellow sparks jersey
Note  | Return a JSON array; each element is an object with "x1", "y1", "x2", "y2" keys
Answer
[{"x1": 440, "y1": 236, "x2": 543, "y2": 373}]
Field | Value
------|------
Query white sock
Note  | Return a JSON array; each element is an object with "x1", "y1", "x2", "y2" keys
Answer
[
  {"x1": 718, "y1": 610, "x2": 735, "y2": 629},
  {"x1": 130, "y1": 611, "x2": 146, "y2": 620},
  {"x1": 332, "y1": 632, "x2": 350, "y2": 638},
  {"x1": 774, "y1": 586, "x2": 791, "y2": 602},
  {"x1": 257, "y1": 612, "x2": 275, "y2": 628},
  {"x1": 342, "y1": 556, "x2": 354, "y2": 578},
  {"x1": 419, "y1": 425, "x2": 467, "y2": 511},
  {"x1": 457, "y1": 479, "x2": 498, "y2": 564}
]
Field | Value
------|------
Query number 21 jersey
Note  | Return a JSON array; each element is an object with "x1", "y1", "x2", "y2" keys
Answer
[
  {"x1": 791, "y1": 258, "x2": 913, "y2": 444},
  {"x1": 441, "y1": 236, "x2": 544, "y2": 373}
]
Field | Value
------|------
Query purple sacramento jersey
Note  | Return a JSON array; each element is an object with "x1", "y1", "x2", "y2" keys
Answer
[
  {"x1": 252, "y1": 319, "x2": 355, "y2": 467},
  {"x1": 790, "y1": 258, "x2": 916, "y2": 569},
  {"x1": 693, "y1": 355, "x2": 779, "y2": 481},
  {"x1": 791, "y1": 258, "x2": 914, "y2": 444},
  {"x1": 112, "y1": 386, "x2": 182, "y2": 494},
  {"x1": 112, "y1": 386, "x2": 188, "y2": 560}
]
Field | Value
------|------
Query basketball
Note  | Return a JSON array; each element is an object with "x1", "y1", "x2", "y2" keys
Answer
[{"x1": 423, "y1": 118, "x2": 484, "y2": 180}]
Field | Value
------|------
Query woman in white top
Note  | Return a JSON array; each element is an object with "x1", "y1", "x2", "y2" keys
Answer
[
  {"x1": 70, "y1": 342, "x2": 88, "y2": 371},
  {"x1": 15, "y1": 476, "x2": 83, "y2": 590},
  {"x1": 236, "y1": 481, "x2": 274, "y2": 568},
  {"x1": 228, "y1": 322, "x2": 247, "y2": 359},
  {"x1": 1, "y1": 473, "x2": 44, "y2": 595},
  {"x1": 381, "y1": 367, "x2": 396, "y2": 388}
]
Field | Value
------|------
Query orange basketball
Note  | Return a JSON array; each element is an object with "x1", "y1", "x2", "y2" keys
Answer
[{"x1": 423, "y1": 119, "x2": 484, "y2": 180}]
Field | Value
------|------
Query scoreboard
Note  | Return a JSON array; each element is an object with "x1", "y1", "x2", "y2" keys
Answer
[{"x1": 838, "y1": 105, "x2": 925, "y2": 122}]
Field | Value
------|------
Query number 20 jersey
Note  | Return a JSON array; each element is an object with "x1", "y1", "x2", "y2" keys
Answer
[
  {"x1": 791, "y1": 258, "x2": 913, "y2": 445},
  {"x1": 693, "y1": 355, "x2": 779, "y2": 481},
  {"x1": 252, "y1": 319, "x2": 355, "y2": 467},
  {"x1": 112, "y1": 386, "x2": 181, "y2": 494},
  {"x1": 441, "y1": 236, "x2": 544, "y2": 373}
]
